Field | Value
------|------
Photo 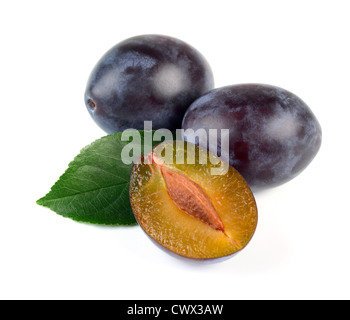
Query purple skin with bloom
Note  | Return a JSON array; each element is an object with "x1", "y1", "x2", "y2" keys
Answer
[
  {"x1": 182, "y1": 84, "x2": 322, "y2": 190},
  {"x1": 85, "y1": 34, "x2": 214, "y2": 134}
]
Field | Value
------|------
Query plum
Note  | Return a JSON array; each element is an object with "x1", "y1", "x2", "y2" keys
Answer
[
  {"x1": 129, "y1": 141, "x2": 258, "y2": 259},
  {"x1": 182, "y1": 84, "x2": 322, "y2": 189},
  {"x1": 85, "y1": 35, "x2": 214, "y2": 133}
]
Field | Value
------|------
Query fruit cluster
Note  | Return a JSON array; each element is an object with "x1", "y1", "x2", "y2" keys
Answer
[{"x1": 83, "y1": 34, "x2": 322, "y2": 259}]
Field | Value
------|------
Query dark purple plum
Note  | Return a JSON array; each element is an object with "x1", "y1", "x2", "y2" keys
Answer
[
  {"x1": 182, "y1": 84, "x2": 322, "y2": 190},
  {"x1": 85, "y1": 35, "x2": 214, "y2": 133}
]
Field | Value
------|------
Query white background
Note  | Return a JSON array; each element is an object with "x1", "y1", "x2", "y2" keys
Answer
[{"x1": 1, "y1": 0, "x2": 349, "y2": 300}]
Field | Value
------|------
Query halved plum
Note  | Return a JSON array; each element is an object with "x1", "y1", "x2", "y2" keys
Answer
[{"x1": 129, "y1": 141, "x2": 258, "y2": 259}]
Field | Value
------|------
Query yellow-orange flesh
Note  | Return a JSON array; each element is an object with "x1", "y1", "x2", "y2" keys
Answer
[{"x1": 129, "y1": 141, "x2": 258, "y2": 259}]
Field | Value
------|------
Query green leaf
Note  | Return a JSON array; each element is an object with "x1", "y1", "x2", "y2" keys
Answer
[{"x1": 37, "y1": 130, "x2": 160, "y2": 225}]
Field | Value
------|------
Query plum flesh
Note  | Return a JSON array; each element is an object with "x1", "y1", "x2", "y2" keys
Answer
[
  {"x1": 182, "y1": 84, "x2": 322, "y2": 189},
  {"x1": 85, "y1": 35, "x2": 214, "y2": 133},
  {"x1": 129, "y1": 141, "x2": 258, "y2": 259}
]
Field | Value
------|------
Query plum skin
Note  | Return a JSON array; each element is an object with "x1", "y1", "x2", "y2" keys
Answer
[
  {"x1": 85, "y1": 34, "x2": 214, "y2": 134},
  {"x1": 182, "y1": 84, "x2": 322, "y2": 190}
]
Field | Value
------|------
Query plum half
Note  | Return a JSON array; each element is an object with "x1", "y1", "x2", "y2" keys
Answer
[
  {"x1": 129, "y1": 141, "x2": 258, "y2": 260},
  {"x1": 85, "y1": 34, "x2": 214, "y2": 133},
  {"x1": 182, "y1": 84, "x2": 322, "y2": 190}
]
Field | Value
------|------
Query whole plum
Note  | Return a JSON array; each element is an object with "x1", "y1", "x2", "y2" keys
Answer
[
  {"x1": 85, "y1": 35, "x2": 214, "y2": 133},
  {"x1": 182, "y1": 84, "x2": 322, "y2": 190}
]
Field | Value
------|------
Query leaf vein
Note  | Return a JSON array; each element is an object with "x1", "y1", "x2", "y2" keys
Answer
[{"x1": 42, "y1": 182, "x2": 128, "y2": 203}]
